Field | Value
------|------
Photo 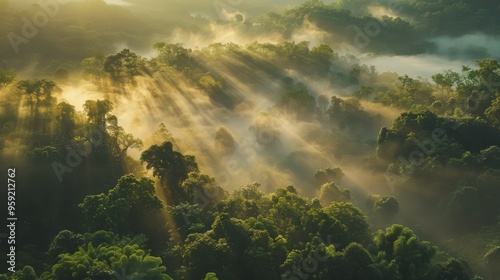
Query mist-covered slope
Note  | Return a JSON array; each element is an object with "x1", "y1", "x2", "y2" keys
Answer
[{"x1": 1, "y1": 0, "x2": 499, "y2": 279}]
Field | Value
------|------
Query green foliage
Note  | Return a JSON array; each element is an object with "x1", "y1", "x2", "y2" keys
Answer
[
  {"x1": 141, "y1": 141, "x2": 199, "y2": 204},
  {"x1": 8, "y1": 266, "x2": 38, "y2": 280},
  {"x1": 83, "y1": 99, "x2": 113, "y2": 127},
  {"x1": 267, "y1": 187, "x2": 313, "y2": 243},
  {"x1": 79, "y1": 174, "x2": 163, "y2": 232},
  {"x1": 353, "y1": 86, "x2": 374, "y2": 100},
  {"x1": 256, "y1": 0, "x2": 426, "y2": 54},
  {"x1": 17, "y1": 79, "x2": 57, "y2": 116},
  {"x1": 434, "y1": 258, "x2": 475, "y2": 280},
  {"x1": 104, "y1": 49, "x2": 144, "y2": 84},
  {"x1": 314, "y1": 166, "x2": 345, "y2": 187},
  {"x1": 310, "y1": 44, "x2": 335, "y2": 72},
  {"x1": 182, "y1": 172, "x2": 227, "y2": 207},
  {"x1": 25, "y1": 146, "x2": 61, "y2": 162},
  {"x1": 55, "y1": 102, "x2": 77, "y2": 140},
  {"x1": 82, "y1": 52, "x2": 105, "y2": 82},
  {"x1": 374, "y1": 75, "x2": 435, "y2": 109},
  {"x1": 374, "y1": 224, "x2": 437, "y2": 279},
  {"x1": 402, "y1": 0, "x2": 500, "y2": 35},
  {"x1": 153, "y1": 42, "x2": 191, "y2": 69},
  {"x1": 0, "y1": 67, "x2": 16, "y2": 88},
  {"x1": 375, "y1": 107, "x2": 500, "y2": 236},
  {"x1": 485, "y1": 96, "x2": 500, "y2": 126},
  {"x1": 432, "y1": 70, "x2": 460, "y2": 95},
  {"x1": 334, "y1": 242, "x2": 383, "y2": 280},
  {"x1": 44, "y1": 243, "x2": 172, "y2": 280},
  {"x1": 107, "y1": 114, "x2": 144, "y2": 156},
  {"x1": 324, "y1": 203, "x2": 371, "y2": 245},
  {"x1": 47, "y1": 230, "x2": 84, "y2": 263},
  {"x1": 327, "y1": 96, "x2": 375, "y2": 130},
  {"x1": 319, "y1": 182, "x2": 351, "y2": 205},
  {"x1": 2, "y1": 4, "x2": 498, "y2": 279},
  {"x1": 204, "y1": 272, "x2": 219, "y2": 280},
  {"x1": 199, "y1": 73, "x2": 223, "y2": 91},
  {"x1": 217, "y1": 183, "x2": 267, "y2": 221},
  {"x1": 210, "y1": 214, "x2": 286, "y2": 280},
  {"x1": 178, "y1": 233, "x2": 234, "y2": 279}
]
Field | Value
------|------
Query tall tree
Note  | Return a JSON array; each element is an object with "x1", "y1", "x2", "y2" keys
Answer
[
  {"x1": 17, "y1": 79, "x2": 57, "y2": 117},
  {"x1": 104, "y1": 49, "x2": 143, "y2": 84},
  {"x1": 0, "y1": 67, "x2": 16, "y2": 88},
  {"x1": 141, "y1": 141, "x2": 199, "y2": 204},
  {"x1": 83, "y1": 99, "x2": 113, "y2": 127},
  {"x1": 82, "y1": 52, "x2": 106, "y2": 86},
  {"x1": 55, "y1": 102, "x2": 76, "y2": 141}
]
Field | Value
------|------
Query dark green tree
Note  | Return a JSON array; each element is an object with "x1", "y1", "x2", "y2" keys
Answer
[
  {"x1": 17, "y1": 79, "x2": 57, "y2": 117},
  {"x1": 374, "y1": 224, "x2": 437, "y2": 279},
  {"x1": 44, "y1": 243, "x2": 172, "y2": 280},
  {"x1": 55, "y1": 102, "x2": 77, "y2": 141},
  {"x1": 141, "y1": 141, "x2": 199, "y2": 204},
  {"x1": 104, "y1": 49, "x2": 144, "y2": 84},
  {"x1": 79, "y1": 174, "x2": 163, "y2": 233},
  {"x1": 0, "y1": 67, "x2": 16, "y2": 88},
  {"x1": 83, "y1": 99, "x2": 113, "y2": 127},
  {"x1": 179, "y1": 233, "x2": 234, "y2": 280},
  {"x1": 47, "y1": 230, "x2": 84, "y2": 263}
]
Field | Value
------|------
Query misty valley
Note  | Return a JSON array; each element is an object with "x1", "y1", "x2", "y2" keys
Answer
[{"x1": 0, "y1": 0, "x2": 500, "y2": 279}]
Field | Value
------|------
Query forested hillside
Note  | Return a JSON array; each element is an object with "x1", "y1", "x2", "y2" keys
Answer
[{"x1": 0, "y1": 0, "x2": 499, "y2": 279}]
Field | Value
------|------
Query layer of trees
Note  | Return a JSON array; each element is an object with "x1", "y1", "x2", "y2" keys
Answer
[
  {"x1": 0, "y1": 171, "x2": 483, "y2": 279},
  {"x1": 1, "y1": 35, "x2": 499, "y2": 278}
]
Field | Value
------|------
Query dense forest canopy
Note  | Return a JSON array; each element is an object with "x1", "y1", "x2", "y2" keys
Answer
[{"x1": 0, "y1": 0, "x2": 499, "y2": 279}]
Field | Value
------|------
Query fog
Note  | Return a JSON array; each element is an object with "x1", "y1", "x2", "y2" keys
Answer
[
  {"x1": 360, "y1": 33, "x2": 500, "y2": 80},
  {"x1": 57, "y1": 63, "x2": 350, "y2": 193},
  {"x1": 429, "y1": 33, "x2": 500, "y2": 61},
  {"x1": 117, "y1": 0, "x2": 325, "y2": 18},
  {"x1": 360, "y1": 54, "x2": 471, "y2": 80},
  {"x1": 2, "y1": 0, "x2": 497, "y2": 199}
]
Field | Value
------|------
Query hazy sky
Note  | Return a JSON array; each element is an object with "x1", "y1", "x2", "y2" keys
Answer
[
  {"x1": 5, "y1": 0, "x2": 328, "y2": 17},
  {"x1": 117, "y1": 0, "x2": 320, "y2": 19}
]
